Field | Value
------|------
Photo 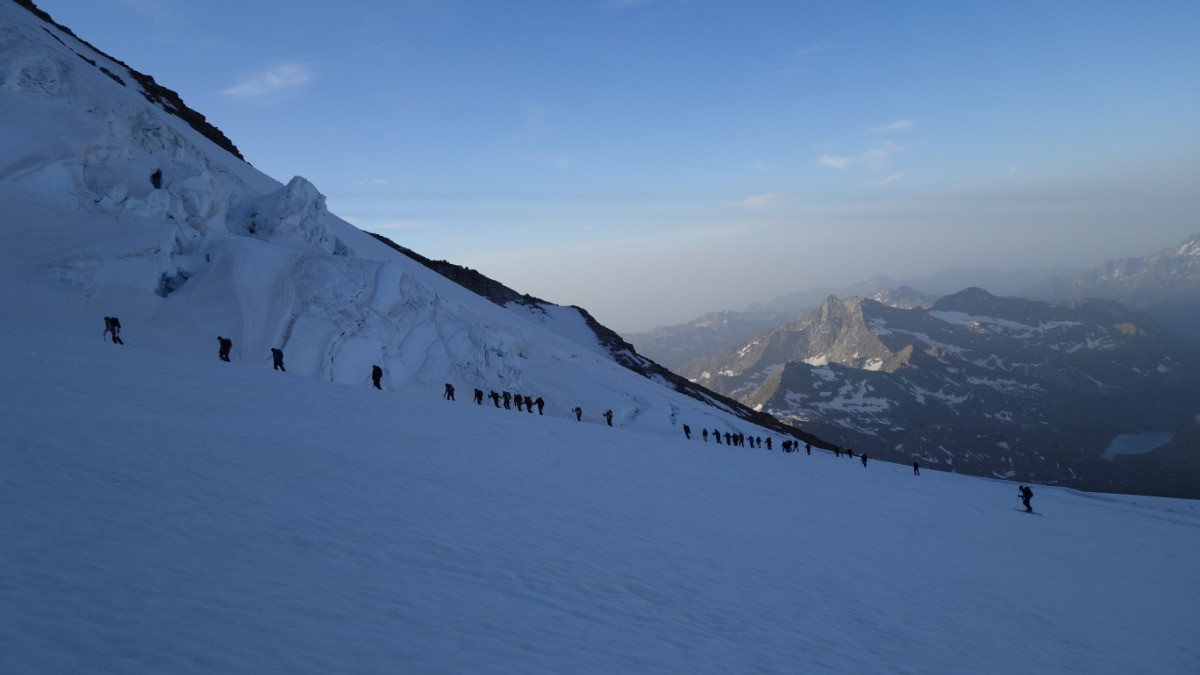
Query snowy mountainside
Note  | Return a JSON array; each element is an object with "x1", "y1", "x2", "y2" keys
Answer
[
  {"x1": 0, "y1": 0, "x2": 805, "y2": 444},
  {"x1": 4, "y1": 314, "x2": 1198, "y2": 673},
  {"x1": 10, "y1": 0, "x2": 242, "y2": 160},
  {"x1": 3, "y1": 3, "x2": 1198, "y2": 671},
  {"x1": 679, "y1": 288, "x2": 1200, "y2": 498},
  {"x1": 1022, "y1": 232, "x2": 1200, "y2": 344}
]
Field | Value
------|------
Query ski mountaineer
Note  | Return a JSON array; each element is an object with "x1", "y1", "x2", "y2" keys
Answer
[
  {"x1": 372, "y1": 365, "x2": 383, "y2": 389},
  {"x1": 603, "y1": 410, "x2": 613, "y2": 427},
  {"x1": 217, "y1": 336, "x2": 232, "y2": 362},
  {"x1": 572, "y1": 406, "x2": 582, "y2": 421},
  {"x1": 1019, "y1": 485, "x2": 1034, "y2": 513},
  {"x1": 444, "y1": 383, "x2": 455, "y2": 401},
  {"x1": 683, "y1": 424, "x2": 691, "y2": 439},
  {"x1": 473, "y1": 388, "x2": 484, "y2": 405},
  {"x1": 271, "y1": 348, "x2": 285, "y2": 372}
]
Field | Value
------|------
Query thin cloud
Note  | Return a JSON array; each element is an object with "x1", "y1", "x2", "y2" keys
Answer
[
  {"x1": 867, "y1": 119, "x2": 915, "y2": 134},
  {"x1": 867, "y1": 172, "x2": 905, "y2": 186},
  {"x1": 742, "y1": 193, "x2": 799, "y2": 210},
  {"x1": 116, "y1": 0, "x2": 184, "y2": 32},
  {"x1": 817, "y1": 154, "x2": 853, "y2": 170},
  {"x1": 817, "y1": 141, "x2": 910, "y2": 171},
  {"x1": 221, "y1": 63, "x2": 311, "y2": 99},
  {"x1": 793, "y1": 41, "x2": 833, "y2": 60}
]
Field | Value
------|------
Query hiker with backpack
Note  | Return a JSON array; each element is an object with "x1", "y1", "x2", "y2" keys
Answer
[
  {"x1": 1019, "y1": 485, "x2": 1034, "y2": 513},
  {"x1": 444, "y1": 383, "x2": 455, "y2": 401},
  {"x1": 103, "y1": 317, "x2": 124, "y2": 345},
  {"x1": 372, "y1": 365, "x2": 383, "y2": 389},
  {"x1": 603, "y1": 410, "x2": 613, "y2": 426},
  {"x1": 271, "y1": 348, "x2": 285, "y2": 372},
  {"x1": 572, "y1": 406, "x2": 582, "y2": 421},
  {"x1": 217, "y1": 336, "x2": 232, "y2": 362}
]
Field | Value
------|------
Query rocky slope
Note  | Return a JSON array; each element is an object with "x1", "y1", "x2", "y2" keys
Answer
[
  {"x1": 1022, "y1": 233, "x2": 1200, "y2": 344},
  {"x1": 679, "y1": 288, "x2": 1200, "y2": 497},
  {"x1": 630, "y1": 285, "x2": 935, "y2": 371}
]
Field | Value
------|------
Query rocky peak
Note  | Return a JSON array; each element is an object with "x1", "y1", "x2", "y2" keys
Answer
[{"x1": 929, "y1": 286, "x2": 995, "y2": 311}]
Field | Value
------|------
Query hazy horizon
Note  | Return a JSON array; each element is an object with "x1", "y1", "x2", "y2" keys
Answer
[{"x1": 36, "y1": 0, "x2": 1200, "y2": 332}]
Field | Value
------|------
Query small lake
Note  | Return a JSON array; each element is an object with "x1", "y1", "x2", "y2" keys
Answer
[{"x1": 1101, "y1": 432, "x2": 1174, "y2": 460}]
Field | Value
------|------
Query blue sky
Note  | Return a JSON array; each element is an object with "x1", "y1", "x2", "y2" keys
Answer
[{"x1": 37, "y1": 0, "x2": 1200, "y2": 332}]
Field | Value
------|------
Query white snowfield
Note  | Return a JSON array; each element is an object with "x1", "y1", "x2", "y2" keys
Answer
[
  {"x1": 1, "y1": 2, "x2": 1198, "y2": 672},
  {"x1": 2, "y1": 327, "x2": 1198, "y2": 674}
]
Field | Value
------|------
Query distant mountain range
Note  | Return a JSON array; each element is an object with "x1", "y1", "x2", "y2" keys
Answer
[
  {"x1": 629, "y1": 269, "x2": 1078, "y2": 371},
  {"x1": 676, "y1": 288, "x2": 1200, "y2": 497},
  {"x1": 631, "y1": 237, "x2": 1200, "y2": 372},
  {"x1": 1021, "y1": 233, "x2": 1200, "y2": 346}
]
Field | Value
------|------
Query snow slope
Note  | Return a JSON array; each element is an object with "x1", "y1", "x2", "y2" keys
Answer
[
  {"x1": 0, "y1": 0, "x2": 765, "y2": 442},
  {"x1": 2, "y1": 3, "x2": 1197, "y2": 671},
  {"x1": 2, "y1": 322, "x2": 1198, "y2": 673}
]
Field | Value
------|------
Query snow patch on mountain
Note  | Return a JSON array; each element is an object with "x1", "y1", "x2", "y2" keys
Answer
[{"x1": 930, "y1": 310, "x2": 1084, "y2": 338}]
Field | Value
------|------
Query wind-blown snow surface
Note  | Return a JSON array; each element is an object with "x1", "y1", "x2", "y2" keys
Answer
[{"x1": 2, "y1": 328, "x2": 1198, "y2": 673}]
